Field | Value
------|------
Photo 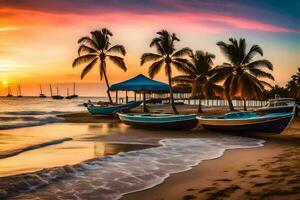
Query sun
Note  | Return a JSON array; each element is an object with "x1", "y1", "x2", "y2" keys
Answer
[{"x1": 3, "y1": 81, "x2": 8, "y2": 85}]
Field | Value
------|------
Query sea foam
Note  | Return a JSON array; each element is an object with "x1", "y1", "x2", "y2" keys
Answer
[{"x1": 5, "y1": 136, "x2": 264, "y2": 200}]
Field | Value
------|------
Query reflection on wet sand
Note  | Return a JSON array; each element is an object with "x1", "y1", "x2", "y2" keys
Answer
[{"x1": 0, "y1": 139, "x2": 154, "y2": 177}]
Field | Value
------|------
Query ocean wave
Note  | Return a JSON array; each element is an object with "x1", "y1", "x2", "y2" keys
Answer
[
  {"x1": 0, "y1": 116, "x2": 64, "y2": 130},
  {"x1": 1, "y1": 136, "x2": 264, "y2": 199},
  {"x1": 0, "y1": 137, "x2": 72, "y2": 159}
]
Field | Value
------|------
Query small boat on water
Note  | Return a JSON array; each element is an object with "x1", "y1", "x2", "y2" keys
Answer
[
  {"x1": 198, "y1": 109, "x2": 295, "y2": 134},
  {"x1": 117, "y1": 113, "x2": 198, "y2": 130},
  {"x1": 6, "y1": 86, "x2": 13, "y2": 97},
  {"x1": 17, "y1": 85, "x2": 23, "y2": 97},
  {"x1": 50, "y1": 84, "x2": 63, "y2": 100},
  {"x1": 39, "y1": 85, "x2": 46, "y2": 98},
  {"x1": 66, "y1": 83, "x2": 78, "y2": 99},
  {"x1": 255, "y1": 97, "x2": 299, "y2": 116},
  {"x1": 86, "y1": 101, "x2": 143, "y2": 116}
]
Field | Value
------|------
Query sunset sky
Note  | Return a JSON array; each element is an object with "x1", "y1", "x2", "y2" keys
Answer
[{"x1": 0, "y1": 0, "x2": 299, "y2": 96}]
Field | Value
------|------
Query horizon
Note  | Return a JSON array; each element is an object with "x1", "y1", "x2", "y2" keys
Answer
[{"x1": 0, "y1": 0, "x2": 300, "y2": 96}]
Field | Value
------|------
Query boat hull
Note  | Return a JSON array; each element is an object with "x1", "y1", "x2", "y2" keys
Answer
[
  {"x1": 199, "y1": 114, "x2": 293, "y2": 134},
  {"x1": 87, "y1": 101, "x2": 142, "y2": 116},
  {"x1": 118, "y1": 113, "x2": 198, "y2": 130},
  {"x1": 121, "y1": 118, "x2": 198, "y2": 130},
  {"x1": 256, "y1": 106, "x2": 295, "y2": 114}
]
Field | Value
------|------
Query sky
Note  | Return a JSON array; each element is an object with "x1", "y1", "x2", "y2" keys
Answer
[{"x1": 0, "y1": 0, "x2": 299, "y2": 96}]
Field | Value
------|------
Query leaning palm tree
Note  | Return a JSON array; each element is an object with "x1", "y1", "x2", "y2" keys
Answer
[
  {"x1": 172, "y1": 50, "x2": 223, "y2": 113},
  {"x1": 73, "y1": 28, "x2": 126, "y2": 104},
  {"x1": 211, "y1": 38, "x2": 274, "y2": 111},
  {"x1": 141, "y1": 30, "x2": 192, "y2": 114}
]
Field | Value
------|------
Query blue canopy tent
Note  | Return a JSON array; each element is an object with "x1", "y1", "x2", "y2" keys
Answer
[{"x1": 110, "y1": 74, "x2": 170, "y2": 112}]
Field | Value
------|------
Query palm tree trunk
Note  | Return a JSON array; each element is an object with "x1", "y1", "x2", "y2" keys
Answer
[
  {"x1": 167, "y1": 67, "x2": 178, "y2": 114},
  {"x1": 243, "y1": 99, "x2": 247, "y2": 111},
  {"x1": 225, "y1": 91, "x2": 235, "y2": 111},
  {"x1": 198, "y1": 98, "x2": 203, "y2": 113},
  {"x1": 101, "y1": 61, "x2": 113, "y2": 104}
]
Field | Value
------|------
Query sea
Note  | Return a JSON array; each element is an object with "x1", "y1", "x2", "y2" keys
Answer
[{"x1": 0, "y1": 97, "x2": 265, "y2": 200}]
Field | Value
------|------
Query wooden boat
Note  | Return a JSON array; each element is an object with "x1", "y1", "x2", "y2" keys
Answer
[
  {"x1": 66, "y1": 83, "x2": 78, "y2": 99},
  {"x1": 17, "y1": 85, "x2": 23, "y2": 97},
  {"x1": 197, "y1": 109, "x2": 295, "y2": 134},
  {"x1": 255, "y1": 97, "x2": 299, "y2": 116},
  {"x1": 117, "y1": 113, "x2": 198, "y2": 130},
  {"x1": 50, "y1": 84, "x2": 63, "y2": 100},
  {"x1": 6, "y1": 86, "x2": 13, "y2": 97},
  {"x1": 39, "y1": 85, "x2": 46, "y2": 98},
  {"x1": 86, "y1": 101, "x2": 143, "y2": 116}
]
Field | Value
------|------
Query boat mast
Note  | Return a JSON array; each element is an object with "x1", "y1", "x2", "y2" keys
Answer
[
  {"x1": 40, "y1": 84, "x2": 43, "y2": 94},
  {"x1": 67, "y1": 88, "x2": 69, "y2": 96},
  {"x1": 56, "y1": 85, "x2": 59, "y2": 95},
  {"x1": 49, "y1": 84, "x2": 53, "y2": 97},
  {"x1": 73, "y1": 82, "x2": 76, "y2": 95},
  {"x1": 18, "y1": 85, "x2": 22, "y2": 96}
]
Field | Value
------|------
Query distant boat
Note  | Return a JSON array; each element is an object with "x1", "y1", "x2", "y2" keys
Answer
[
  {"x1": 6, "y1": 86, "x2": 13, "y2": 97},
  {"x1": 39, "y1": 85, "x2": 46, "y2": 98},
  {"x1": 17, "y1": 85, "x2": 23, "y2": 97},
  {"x1": 117, "y1": 113, "x2": 198, "y2": 130},
  {"x1": 197, "y1": 109, "x2": 295, "y2": 134},
  {"x1": 256, "y1": 97, "x2": 299, "y2": 116},
  {"x1": 86, "y1": 101, "x2": 143, "y2": 116},
  {"x1": 66, "y1": 83, "x2": 78, "y2": 99},
  {"x1": 50, "y1": 84, "x2": 63, "y2": 100}
]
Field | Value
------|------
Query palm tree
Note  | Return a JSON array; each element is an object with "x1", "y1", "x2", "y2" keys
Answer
[
  {"x1": 172, "y1": 50, "x2": 223, "y2": 113},
  {"x1": 73, "y1": 28, "x2": 126, "y2": 104},
  {"x1": 212, "y1": 38, "x2": 274, "y2": 111},
  {"x1": 287, "y1": 67, "x2": 300, "y2": 99},
  {"x1": 141, "y1": 30, "x2": 192, "y2": 114}
]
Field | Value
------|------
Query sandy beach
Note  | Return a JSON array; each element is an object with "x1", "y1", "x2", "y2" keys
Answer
[{"x1": 0, "y1": 106, "x2": 299, "y2": 199}]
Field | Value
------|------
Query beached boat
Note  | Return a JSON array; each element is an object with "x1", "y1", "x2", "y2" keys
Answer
[
  {"x1": 255, "y1": 97, "x2": 299, "y2": 116},
  {"x1": 197, "y1": 109, "x2": 295, "y2": 134},
  {"x1": 86, "y1": 101, "x2": 142, "y2": 116},
  {"x1": 117, "y1": 113, "x2": 198, "y2": 130}
]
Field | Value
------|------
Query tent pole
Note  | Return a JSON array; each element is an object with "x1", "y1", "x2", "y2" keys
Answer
[
  {"x1": 143, "y1": 91, "x2": 147, "y2": 112},
  {"x1": 116, "y1": 91, "x2": 118, "y2": 104}
]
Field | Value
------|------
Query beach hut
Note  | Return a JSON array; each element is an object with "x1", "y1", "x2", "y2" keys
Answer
[{"x1": 110, "y1": 74, "x2": 169, "y2": 112}]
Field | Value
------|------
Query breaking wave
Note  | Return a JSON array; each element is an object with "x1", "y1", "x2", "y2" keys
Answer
[{"x1": 1, "y1": 136, "x2": 264, "y2": 199}]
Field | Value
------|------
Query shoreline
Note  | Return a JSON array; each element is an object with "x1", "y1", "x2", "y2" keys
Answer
[
  {"x1": 123, "y1": 139, "x2": 300, "y2": 200},
  {"x1": 0, "y1": 108, "x2": 299, "y2": 199}
]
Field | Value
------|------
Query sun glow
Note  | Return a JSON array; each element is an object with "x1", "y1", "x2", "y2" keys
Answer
[{"x1": 2, "y1": 81, "x2": 8, "y2": 85}]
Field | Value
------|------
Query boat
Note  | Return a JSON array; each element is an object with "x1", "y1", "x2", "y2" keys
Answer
[
  {"x1": 6, "y1": 86, "x2": 13, "y2": 97},
  {"x1": 256, "y1": 97, "x2": 299, "y2": 116},
  {"x1": 17, "y1": 85, "x2": 23, "y2": 97},
  {"x1": 86, "y1": 101, "x2": 143, "y2": 116},
  {"x1": 66, "y1": 83, "x2": 78, "y2": 99},
  {"x1": 117, "y1": 113, "x2": 198, "y2": 130},
  {"x1": 197, "y1": 109, "x2": 295, "y2": 134},
  {"x1": 39, "y1": 85, "x2": 46, "y2": 98},
  {"x1": 50, "y1": 84, "x2": 63, "y2": 100}
]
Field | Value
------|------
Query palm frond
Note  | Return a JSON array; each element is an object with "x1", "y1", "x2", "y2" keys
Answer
[
  {"x1": 172, "y1": 47, "x2": 192, "y2": 58},
  {"x1": 107, "y1": 44, "x2": 126, "y2": 56},
  {"x1": 78, "y1": 37, "x2": 99, "y2": 50},
  {"x1": 248, "y1": 68, "x2": 274, "y2": 80},
  {"x1": 244, "y1": 59, "x2": 273, "y2": 70},
  {"x1": 108, "y1": 55, "x2": 127, "y2": 71},
  {"x1": 140, "y1": 53, "x2": 162, "y2": 66},
  {"x1": 78, "y1": 45, "x2": 98, "y2": 55},
  {"x1": 80, "y1": 58, "x2": 98, "y2": 79},
  {"x1": 73, "y1": 54, "x2": 98, "y2": 68},
  {"x1": 172, "y1": 75, "x2": 193, "y2": 84},
  {"x1": 242, "y1": 44, "x2": 263, "y2": 64},
  {"x1": 148, "y1": 59, "x2": 164, "y2": 78}
]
